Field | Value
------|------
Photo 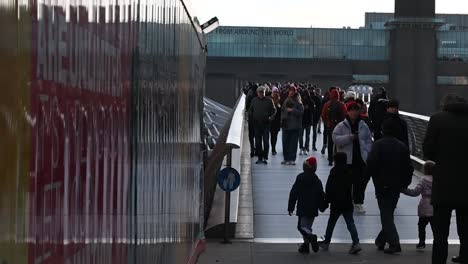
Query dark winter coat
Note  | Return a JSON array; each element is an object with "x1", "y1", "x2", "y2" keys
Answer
[
  {"x1": 270, "y1": 95, "x2": 282, "y2": 132},
  {"x1": 325, "y1": 165, "x2": 354, "y2": 211},
  {"x1": 301, "y1": 91, "x2": 314, "y2": 127},
  {"x1": 383, "y1": 112, "x2": 409, "y2": 146},
  {"x1": 423, "y1": 102, "x2": 468, "y2": 206},
  {"x1": 366, "y1": 135, "x2": 414, "y2": 195},
  {"x1": 288, "y1": 172, "x2": 326, "y2": 217},
  {"x1": 368, "y1": 96, "x2": 388, "y2": 137},
  {"x1": 281, "y1": 97, "x2": 304, "y2": 130},
  {"x1": 248, "y1": 96, "x2": 276, "y2": 127},
  {"x1": 311, "y1": 94, "x2": 322, "y2": 126}
]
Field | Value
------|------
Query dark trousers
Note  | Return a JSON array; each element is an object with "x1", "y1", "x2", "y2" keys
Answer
[
  {"x1": 311, "y1": 123, "x2": 318, "y2": 148},
  {"x1": 299, "y1": 125, "x2": 311, "y2": 150},
  {"x1": 248, "y1": 119, "x2": 256, "y2": 153},
  {"x1": 326, "y1": 129, "x2": 334, "y2": 162},
  {"x1": 297, "y1": 216, "x2": 315, "y2": 244},
  {"x1": 324, "y1": 208, "x2": 360, "y2": 244},
  {"x1": 376, "y1": 192, "x2": 400, "y2": 247},
  {"x1": 270, "y1": 129, "x2": 280, "y2": 152},
  {"x1": 418, "y1": 216, "x2": 434, "y2": 242},
  {"x1": 349, "y1": 164, "x2": 368, "y2": 204},
  {"x1": 254, "y1": 125, "x2": 270, "y2": 160},
  {"x1": 432, "y1": 206, "x2": 468, "y2": 264},
  {"x1": 323, "y1": 127, "x2": 328, "y2": 147},
  {"x1": 282, "y1": 129, "x2": 300, "y2": 162}
]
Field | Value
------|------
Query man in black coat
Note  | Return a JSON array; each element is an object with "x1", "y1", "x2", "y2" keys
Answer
[
  {"x1": 288, "y1": 157, "x2": 326, "y2": 254},
  {"x1": 246, "y1": 84, "x2": 258, "y2": 157},
  {"x1": 248, "y1": 86, "x2": 276, "y2": 164},
  {"x1": 384, "y1": 99, "x2": 409, "y2": 147},
  {"x1": 310, "y1": 88, "x2": 322, "y2": 151},
  {"x1": 368, "y1": 87, "x2": 389, "y2": 141},
  {"x1": 423, "y1": 94, "x2": 468, "y2": 264},
  {"x1": 366, "y1": 119, "x2": 414, "y2": 254}
]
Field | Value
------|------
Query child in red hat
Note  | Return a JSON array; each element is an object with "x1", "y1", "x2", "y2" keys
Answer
[{"x1": 288, "y1": 156, "x2": 327, "y2": 254}]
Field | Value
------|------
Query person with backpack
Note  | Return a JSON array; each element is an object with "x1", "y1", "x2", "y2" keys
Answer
[{"x1": 321, "y1": 89, "x2": 347, "y2": 166}]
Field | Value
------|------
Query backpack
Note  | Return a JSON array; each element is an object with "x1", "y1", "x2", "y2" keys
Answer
[{"x1": 327, "y1": 100, "x2": 343, "y2": 128}]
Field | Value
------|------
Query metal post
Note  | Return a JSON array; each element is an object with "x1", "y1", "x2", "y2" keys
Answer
[{"x1": 222, "y1": 149, "x2": 233, "y2": 244}]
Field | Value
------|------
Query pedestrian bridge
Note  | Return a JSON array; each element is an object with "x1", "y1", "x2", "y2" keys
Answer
[{"x1": 205, "y1": 94, "x2": 460, "y2": 245}]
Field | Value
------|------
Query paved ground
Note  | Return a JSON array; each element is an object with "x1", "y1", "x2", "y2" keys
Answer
[
  {"x1": 199, "y1": 129, "x2": 462, "y2": 264},
  {"x1": 252, "y1": 131, "x2": 459, "y2": 242},
  {"x1": 198, "y1": 241, "x2": 460, "y2": 264}
]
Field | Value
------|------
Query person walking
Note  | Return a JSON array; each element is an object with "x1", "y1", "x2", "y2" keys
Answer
[
  {"x1": 246, "y1": 83, "x2": 259, "y2": 157},
  {"x1": 270, "y1": 87, "x2": 282, "y2": 155},
  {"x1": 248, "y1": 86, "x2": 276, "y2": 165},
  {"x1": 288, "y1": 157, "x2": 326, "y2": 254},
  {"x1": 383, "y1": 99, "x2": 409, "y2": 146},
  {"x1": 311, "y1": 88, "x2": 322, "y2": 151},
  {"x1": 368, "y1": 87, "x2": 388, "y2": 141},
  {"x1": 401, "y1": 160, "x2": 436, "y2": 250},
  {"x1": 332, "y1": 102, "x2": 373, "y2": 214},
  {"x1": 299, "y1": 89, "x2": 313, "y2": 155},
  {"x1": 366, "y1": 119, "x2": 414, "y2": 254},
  {"x1": 423, "y1": 94, "x2": 468, "y2": 264},
  {"x1": 321, "y1": 89, "x2": 347, "y2": 166},
  {"x1": 318, "y1": 152, "x2": 362, "y2": 254},
  {"x1": 281, "y1": 86, "x2": 304, "y2": 165}
]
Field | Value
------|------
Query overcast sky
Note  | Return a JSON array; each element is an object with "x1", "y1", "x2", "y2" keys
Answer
[{"x1": 192, "y1": 0, "x2": 468, "y2": 28}]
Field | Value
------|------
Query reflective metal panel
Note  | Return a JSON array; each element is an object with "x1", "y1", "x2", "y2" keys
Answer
[{"x1": 0, "y1": 0, "x2": 206, "y2": 262}]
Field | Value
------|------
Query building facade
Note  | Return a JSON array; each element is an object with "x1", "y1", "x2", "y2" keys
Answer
[{"x1": 206, "y1": 11, "x2": 468, "y2": 114}]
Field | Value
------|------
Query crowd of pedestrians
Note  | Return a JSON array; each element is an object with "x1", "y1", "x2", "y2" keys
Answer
[{"x1": 245, "y1": 82, "x2": 467, "y2": 263}]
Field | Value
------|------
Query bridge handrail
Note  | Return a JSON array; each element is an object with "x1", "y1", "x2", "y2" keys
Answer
[
  {"x1": 226, "y1": 94, "x2": 246, "y2": 149},
  {"x1": 399, "y1": 111, "x2": 430, "y2": 165}
]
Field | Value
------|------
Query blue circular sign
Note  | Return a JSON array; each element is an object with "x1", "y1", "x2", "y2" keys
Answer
[{"x1": 217, "y1": 167, "x2": 241, "y2": 192}]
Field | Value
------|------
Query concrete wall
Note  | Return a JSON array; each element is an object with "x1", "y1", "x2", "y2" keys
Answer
[{"x1": 389, "y1": 28, "x2": 438, "y2": 115}]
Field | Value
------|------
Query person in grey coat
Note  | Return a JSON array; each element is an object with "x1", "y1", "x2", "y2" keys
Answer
[
  {"x1": 402, "y1": 160, "x2": 435, "y2": 250},
  {"x1": 281, "y1": 86, "x2": 304, "y2": 165},
  {"x1": 332, "y1": 102, "x2": 373, "y2": 213}
]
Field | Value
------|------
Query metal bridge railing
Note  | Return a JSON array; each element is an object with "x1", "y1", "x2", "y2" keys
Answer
[{"x1": 400, "y1": 111, "x2": 430, "y2": 165}]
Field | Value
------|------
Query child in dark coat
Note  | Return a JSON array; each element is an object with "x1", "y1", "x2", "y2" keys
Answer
[
  {"x1": 402, "y1": 160, "x2": 435, "y2": 250},
  {"x1": 288, "y1": 157, "x2": 326, "y2": 254},
  {"x1": 318, "y1": 152, "x2": 362, "y2": 254}
]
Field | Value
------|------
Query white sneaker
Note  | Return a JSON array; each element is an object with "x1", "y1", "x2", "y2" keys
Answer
[
  {"x1": 304, "y1": 150, "x2": 309, "y2": 155},
  {"x1": 354, "y1": 204, "x2": 366, "y2": 214},
  {"x1": 299, "y1": 149, "x2": 304, "y2": 155}
]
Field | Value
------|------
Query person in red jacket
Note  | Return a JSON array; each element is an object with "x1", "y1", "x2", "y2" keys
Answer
[{"x1": 321, "y1": 89, "x2": 347, "y2": 166}]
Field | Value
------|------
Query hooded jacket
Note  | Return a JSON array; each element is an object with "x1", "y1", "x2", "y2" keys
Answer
[
  {"x1": 383, "y1": 112, "x2": 409, "y2": 146},
  {"x1": 423, "y1": 102, "x2": 468, "y2": 206},
  {"x1": 321, "y1": 90, "x2": 347, "y2": 129},
  {"x1": 402, "y1": 176, "x2": 433, "y2": 217},
  {"x1": 332, "y1": 118, "x2": 373, "y2": 165},
  {"x1": 288, "y1": 172, "x2": 325, "y2": 217},
  {"x1": 325, "y1": 165, "x2": 354, "y2": 211}
]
